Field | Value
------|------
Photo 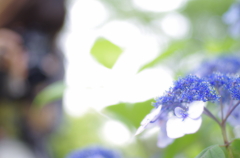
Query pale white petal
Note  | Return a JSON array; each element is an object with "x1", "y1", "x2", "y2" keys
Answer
[
  {"x1": 166, "y1": 117, "x2": 185, "y2": 138},
  {"x1": 188, "y1": 101, "x2": 205, "y2": 119},
  {"x1": 141, "y1": 105, "x2": 162, "y2": 126},
  {"x1": 157, "y1": 122, "x2": 174, "y2": 148},
  {"x1": 135, "y1": 126, "x2": 145, "y2": 136},
  {"x1": 135, "y1": 105, "x2": 162, "y2": 135},
  {"x1": 182, "y1": 117, "x2": 202, "y2": 134},
  {"x1": 166, "y1": 117, "x2": 202, "y2": 138}
]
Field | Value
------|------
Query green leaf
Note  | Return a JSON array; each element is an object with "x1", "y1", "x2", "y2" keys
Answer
[
  {"x1": 204, "y1": 38, "x2": 236, "y2": 54},
  {"x1": 90, "y1": 38, "x2": 123, "y2": 69},
  {"x1": 33, "y1": 81, "x2": 66, "y2": 108},
  {"x1": 195, "y1": 145, "x2": 226, "y2": 158},
  {"x1": 102, "y1": 99, "x2": 154, "y2": 130},
  {"x1": 230, "y1": 139, "x2": 240, "y2": 157}
]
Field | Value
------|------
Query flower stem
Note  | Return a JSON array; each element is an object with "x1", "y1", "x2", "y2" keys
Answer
[
  {"x1": 220, "y1": 123, "x2": 234, "y2": 158},
  {"x1": 220, "y1": 123, "x2": 228, "y2": 146},
  {"x1": 203, "y1": 107, "x2": 221, "y2": 126},
  {"x1": 204, "y1": 107, "x2": 234, "y2": 157},
  {"x1": 216, "y1": 88, "x2": 224, "y2": 121},
  {"x1": 219, "y1": 100, "x2": 240, "y2": 158},
  {"x1": 223, "y1": 100, "x2": 240, "y2": 124}
]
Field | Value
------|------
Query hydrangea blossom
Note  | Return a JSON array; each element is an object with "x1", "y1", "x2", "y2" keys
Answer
[
  {"x1": 227, "y1": 77, "x2": 240, "y2": 100},
  {"x1": 194, "y1": 56, "x2": 240, "y2": 127},
  {"x1": 137, "y1": 55, "x2": 240, "y2": 152},
  {"x1": 194, "y1": 56, "x2": 240, "y2": 77},
  {"x1": 66, "y1": 146, "x2": 122, "y2": 158},
  {"x1": 154, "y1": 75, "x2": 218, "y2": 107},
  {"x1": 136, "y1": 75, "x2": 218, "y2": 147},
  {"x1": 137, "y1": 55, "x2": 240, "y2": 149}
]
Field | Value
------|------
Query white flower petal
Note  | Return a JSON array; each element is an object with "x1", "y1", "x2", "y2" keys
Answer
[
  {"x1": 135, "y1": 126, "x2": 145, "y2": 136},
  {"x1": 135, "y1": 105, "x2": 162, "y2": 135},
  {"x1": 182, "y1": 117, "x2": 202, "y2": 134},
  {"x1": 188, "y1": 101, "x2": 205, "y2": 119},
  {"x1": 166, "y1": 117, "x2": 185, "y2": 138},
  {"x1": 141, "y1": 105, "x2": 162, "y2": 126},
  {"x1": 157, "y1": 122, "x2": 174, "y2": 148},
  {"x1": 166, "y1": 116, "x2": 202, "y2": 138}
]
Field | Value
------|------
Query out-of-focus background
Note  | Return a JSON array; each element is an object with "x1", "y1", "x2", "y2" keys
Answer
[{"x1": 0, "y1": 0, "x2": 239, "y2": 158}]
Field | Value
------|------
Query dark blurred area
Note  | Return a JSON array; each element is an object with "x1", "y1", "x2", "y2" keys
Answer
[{"x1": 0, "y1": 0, "x2": 66, "y2": 158}]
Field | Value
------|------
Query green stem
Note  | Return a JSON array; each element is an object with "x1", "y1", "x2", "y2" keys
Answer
[
  {"x1": 220, "y1": 119, "x2": 234, "y2": 158},
  {"x1": 203, "y1": 107, "x2": 221, "y2": 126},
  {"x1": 204, "y1": 107, "x2": 233, "y2": 157}
]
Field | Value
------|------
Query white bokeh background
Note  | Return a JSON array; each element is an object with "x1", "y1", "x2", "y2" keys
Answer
[{"x1": 59, "y1": 0, "x2": 190, "y2": 145}]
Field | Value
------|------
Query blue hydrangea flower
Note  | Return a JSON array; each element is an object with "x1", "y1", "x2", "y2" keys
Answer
[
  {"x1": 193, "y1": 56, "x2": 240, "y2": 101},
  {"x1": 204, "y1": 73, "x2": 233, "y2": 104},
  {"x1": 227, "y1": 77, "x2": 240, "y2": 100},
  {"x1": 66, "y1": 146, "x2": 122, "y2": 158},
  {"x1": 193, "y1": 56, "x2": 240, "y2": 127},
  {"x1": 205, "y1": 73, "x2": 231, "y2": 88},
  {"x1": 223, "y1": 3, "x2": 240, "y2": 37},
  {"x1": 154, "y1": 75, "x2": 218, "y2": 107},
  {"x1": 136, "y1": 75, "x2": 218, "y2": 147},
  {"x1": 194, "y1": 56, "x2": 240, "y2": 77}
]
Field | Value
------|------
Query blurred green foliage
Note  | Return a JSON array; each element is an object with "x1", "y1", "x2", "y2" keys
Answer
[
  {"x1": 195, "y1": 145, "x2": 226, "y2": 158},
  {"x1": 91, "y1": 38, "x2": 123, "y2": 69},
  {"x1": 50, "y1": 111, "x2": 106, "y2": 158},
  {"x1": 230, "y1": 139, "x2": 240, "y2": 157},
  {"x1": 33, "y1": 81, "x2": 66, "y2": 108},
  {"x1": 49, "y1": 0, "x2": 240, "y2": 157},
  {"x1": 103, "y1": 99, "x2": 154, "y2": 130}
]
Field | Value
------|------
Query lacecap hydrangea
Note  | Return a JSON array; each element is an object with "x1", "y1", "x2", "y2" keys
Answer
[
  {"x1": 136, "y1": 75, "x2": 219, "y2": 147},
  {"x1": 136, "y1": 55, "x2": 240, "y2": 148},
  {"x1": 195, "y1": 55, "x2": 240, "y2": 127}
]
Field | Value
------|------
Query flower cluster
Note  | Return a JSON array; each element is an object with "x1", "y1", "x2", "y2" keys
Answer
[
  {"x1": 136, "y1": 75, "x2": 218, "y2": 147},
  {"x1": 136, "y1": 55, "x2": 240, "y2": 148},
  {"x1": 194, "y1": 56, "x2": 240, "y2": 77},
  {"x1": 66, "y1": 146, "x2": 122, "y2": 158},
  {"x1": 206, "y1": 73, "x2": 240, "y2": 100},
  {"x1": 155, "y1": 75, "x2": 218, "y2": 106}
]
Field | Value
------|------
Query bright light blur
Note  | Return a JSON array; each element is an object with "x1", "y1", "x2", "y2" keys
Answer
[
  {"x1": 234, "y1": 125, "x2": 240, "y2": 138},
  {"x1": 160, "y1": 13, "x2": 190, "y2": 39},
  {"x1": 102, "y1": 120, "x2": 131, "y2": 145},
  {"x1": 69, "y1": 0, "x2": 108, "y2": 30},
  {"x1": 132, "y1": 0, "x2": 187, "y2": 12},
  {"x1": 61, "y1": 0, "x2": 191, "y2": 117}
]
